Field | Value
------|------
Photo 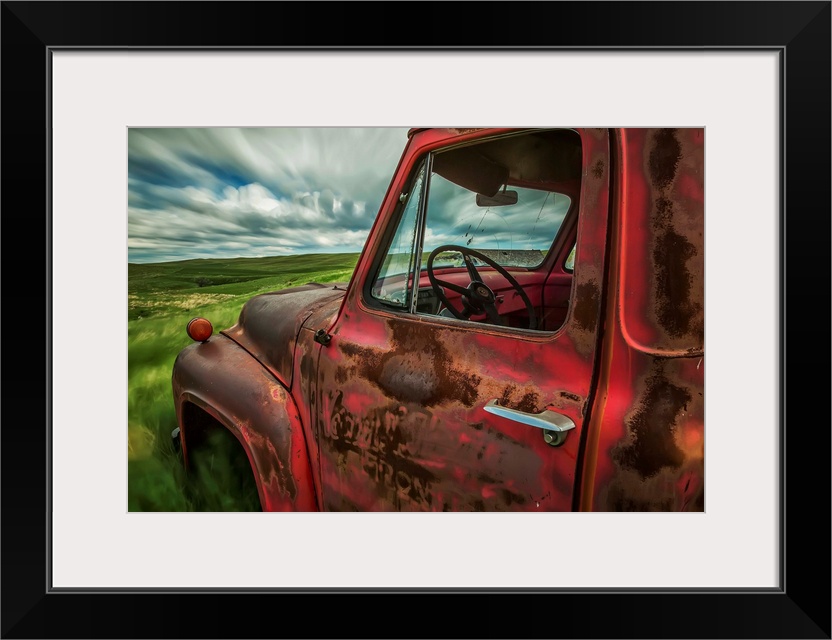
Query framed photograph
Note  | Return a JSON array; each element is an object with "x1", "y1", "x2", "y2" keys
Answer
[{"x1": 3, "y1": 2, "x2": 829, "y2": 638}]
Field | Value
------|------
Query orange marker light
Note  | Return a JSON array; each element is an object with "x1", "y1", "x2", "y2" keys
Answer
[{"x1": 186, "y1": 317, "x2": 213, "y2": 342}]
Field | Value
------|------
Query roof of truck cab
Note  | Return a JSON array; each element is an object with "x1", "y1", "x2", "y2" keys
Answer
[{"x1": 407, "y1": 127, "x2": 486, "y2": 138}]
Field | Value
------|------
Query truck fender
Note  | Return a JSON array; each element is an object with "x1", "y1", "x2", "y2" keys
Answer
[{"x1": 172, "y1": 334, "x2": 318, "y2": 511}]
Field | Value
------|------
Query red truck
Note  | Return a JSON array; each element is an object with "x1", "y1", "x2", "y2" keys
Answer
[{"x1": 171, "y1": 127, "x2": 704, "y2": 512}]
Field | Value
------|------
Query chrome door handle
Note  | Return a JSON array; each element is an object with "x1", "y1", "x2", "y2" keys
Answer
[{"x1": 483, "y1": 399, "x2": 576, "y2": 432}]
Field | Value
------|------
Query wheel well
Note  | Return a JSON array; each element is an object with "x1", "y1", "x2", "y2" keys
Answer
[{"x1": 180, "y1": 402, "x2": 263, "y2": 511}]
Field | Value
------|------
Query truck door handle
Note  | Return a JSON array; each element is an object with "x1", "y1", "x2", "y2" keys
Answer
[{"x1": 483, "y1": 399, "x2": 576, "y2": 433}]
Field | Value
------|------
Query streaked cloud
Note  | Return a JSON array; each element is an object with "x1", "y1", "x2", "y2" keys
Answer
[{"x1": 128, "y1": 127, "x2": 409, "y2": 263}]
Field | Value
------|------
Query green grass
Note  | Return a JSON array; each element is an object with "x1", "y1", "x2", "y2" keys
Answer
[{"x1": 128, "y1": 252, "x2": 359, "y2": 511}]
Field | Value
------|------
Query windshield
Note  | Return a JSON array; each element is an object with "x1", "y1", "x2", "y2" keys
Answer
[{"x1": 424, "y1": 178, "x2": 571, "y2": 270}]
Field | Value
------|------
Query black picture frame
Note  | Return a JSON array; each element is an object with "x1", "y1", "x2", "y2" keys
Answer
[{"x1": 2, "y1": 2, "x2": 829, "y2": 638}]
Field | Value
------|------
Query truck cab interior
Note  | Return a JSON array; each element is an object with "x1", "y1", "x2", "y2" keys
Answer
[{"x1": 368, "y1": 128, "x2": 583, "y2": 333}]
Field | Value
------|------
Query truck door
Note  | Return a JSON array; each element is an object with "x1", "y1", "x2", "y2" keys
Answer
[{"x1": 315, "y1": 128, "x2": 610, "y2": 511}]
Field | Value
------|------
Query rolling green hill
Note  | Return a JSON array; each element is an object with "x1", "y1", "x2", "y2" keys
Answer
[{"x1": 128, "y1": 253, "x2": 360, "y2": 320}]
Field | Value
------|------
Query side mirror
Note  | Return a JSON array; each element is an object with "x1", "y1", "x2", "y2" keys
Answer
[{"x1": 476, "y1": 190, "x2": 518, "y2": 207}]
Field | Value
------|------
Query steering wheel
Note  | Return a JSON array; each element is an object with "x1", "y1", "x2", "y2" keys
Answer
[{"x1": 426, "y1": 245, "x2": 538, "y2": 330}]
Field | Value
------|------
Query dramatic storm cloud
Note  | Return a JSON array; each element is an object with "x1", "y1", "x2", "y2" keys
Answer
[{"x1": 128, "y1": 127, "x2": 409, "y2": 263}]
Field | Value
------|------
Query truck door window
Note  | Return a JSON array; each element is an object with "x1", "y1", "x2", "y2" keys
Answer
[{"x1": 369, "y1": 129, "x2": 582, "y2": 332}]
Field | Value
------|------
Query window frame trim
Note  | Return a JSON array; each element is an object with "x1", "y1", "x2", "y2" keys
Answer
[{"x1": 407, "y1": 152, "x2": 433, "y2": 314}]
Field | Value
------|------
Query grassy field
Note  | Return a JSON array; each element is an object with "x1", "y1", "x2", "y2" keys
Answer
[{"x1": 127, "y1": 253, "x2": 359, "y2": 511}]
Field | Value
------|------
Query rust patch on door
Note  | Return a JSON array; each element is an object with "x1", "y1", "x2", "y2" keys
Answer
[
  {"x1": 654, "y1": 227, "x2": 701, "y2": 339},
  {"x1": 645, "y1": 128, "x2": 704, "y2": 349},
  {"x1": 599, "y1": 357, "x2": 704, "y2": 511},
  {"x1": 612, "y1": 364, "x2": 688, "y2": 479},
  {"x1": 340, "y1": 322, "x2": 482, "y2": 407},
  {"x1": 648, "y1": 128, "x2": 682, "y2": 190},
  {"x1": 498, "y1": 384, "x2": 542, "y2": 414},
  {"x1": 572, "y1": 279, "x2": 601, "y2": 332},
  {"x1": 326, "y1": 391, "x2": 438, "y2": 507}
]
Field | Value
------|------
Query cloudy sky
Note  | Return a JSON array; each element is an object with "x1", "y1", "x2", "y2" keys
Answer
[{"x1": 128, "y1": 127, "x2": 410, "y2": 263}]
